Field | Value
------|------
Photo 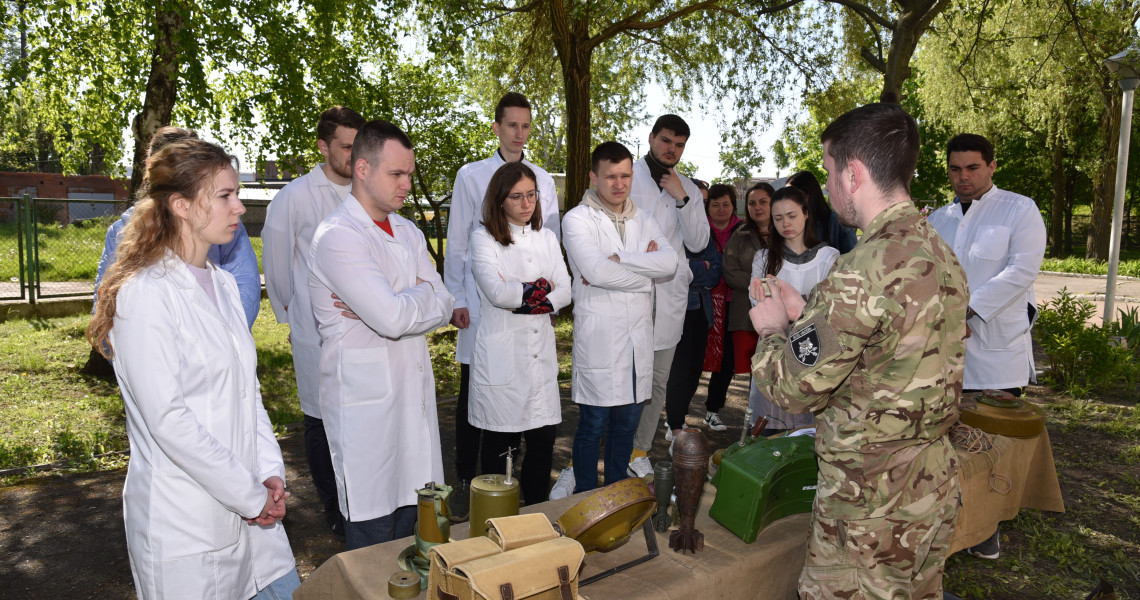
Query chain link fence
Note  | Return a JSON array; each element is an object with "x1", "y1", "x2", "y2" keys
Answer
[{"x1": 0, "y1": 196, "x2": 28, "y2": 301}]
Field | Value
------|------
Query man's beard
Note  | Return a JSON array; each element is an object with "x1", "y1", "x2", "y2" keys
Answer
[
  {"x1": 649, "y1": 148, "x2": 678, "y2": 169},
  {"x1": 835, "y1": 196, "x2": 858, "y2": 229},
  {"x1": 330, "y1": 159, "x2": 353, "y2": 181}
]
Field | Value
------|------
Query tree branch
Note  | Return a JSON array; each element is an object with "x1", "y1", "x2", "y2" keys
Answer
[
  {"x1": 818, "y1": 0, "x2": 893, "y2": 30},
  {"x1": 860, "y1": 46, "x2": 886, "y2": 73},
  {"x1": 703, "y1": 3, "x2": 826, "y2": 84}
]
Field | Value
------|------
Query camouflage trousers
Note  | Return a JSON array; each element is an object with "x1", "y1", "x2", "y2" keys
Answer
[{"x1": 798, "y1": 476, "x2": 961, "y2": 600}]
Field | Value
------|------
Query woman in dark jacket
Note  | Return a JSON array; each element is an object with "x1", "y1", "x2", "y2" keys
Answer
[{"x1": 721, "y1": 182, "x2": 773, "y2": 390}]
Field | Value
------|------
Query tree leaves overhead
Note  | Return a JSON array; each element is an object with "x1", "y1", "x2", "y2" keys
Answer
[
  {"x1": 1, "y1": 0, "x2": 405, "y2": 177},
  {"x1": 916, "y1": 0, "x2": 1139, "y2": 257}
]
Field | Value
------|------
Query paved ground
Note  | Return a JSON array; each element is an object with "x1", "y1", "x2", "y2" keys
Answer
[{"x1": 1033, "y1": 271, "x2": 1140, "y2": 326}]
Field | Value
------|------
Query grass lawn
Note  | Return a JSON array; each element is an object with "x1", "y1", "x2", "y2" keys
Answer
[
  {"x1": 0, "y1": 303, "x2": 1138, "y2": 597},
  {"x1": 0, "y1": 299, "x2": 305, "y2": 477}
]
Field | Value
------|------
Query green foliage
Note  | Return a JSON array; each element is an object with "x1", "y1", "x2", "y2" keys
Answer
[
  {"x1": 1040, "y1": 257, "x2": 1140, "y2": 279},
  {"x1": 916, "y1": 0, "x2": 1139, "y2": 258},
  {"x1": 778, "y1": 69, "x2": 881, "y2": 180},
  {"x1": 0, "y1": 0, "x2": 407, "y2": 177},
  {"x1": 1105, "y1": 306, "x2": 1140, "y2": 358},
  {"x1": 1035, "y1": 289, "x2": 1138, "y2": 397},
  {"x1": 718, "y1": 138, "x2": 765, "y2": 182}
]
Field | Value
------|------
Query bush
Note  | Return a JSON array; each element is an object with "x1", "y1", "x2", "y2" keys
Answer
[{"x1": 1035, "y1": 289, "x2": 1138, "y2": 398}]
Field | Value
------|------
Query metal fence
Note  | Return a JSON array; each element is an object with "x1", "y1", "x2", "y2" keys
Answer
[
  {"x1": 0, "y1": 196, "x2": 27, "y2": 301},
  {"x1": 0, "y1": 191, "x2": 455, "y2": 304},
  {"x1": 0, "y1": 195, "x2": 273, "y2": 303}
]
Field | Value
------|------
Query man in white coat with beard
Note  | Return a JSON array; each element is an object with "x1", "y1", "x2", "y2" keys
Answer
[
  {"x1": 263, "y1": 105, "x2": 364, "y2": 539},
  {"x1": 628, "y1": 114, "x2": 709, "y2": 478},
  {"x1": 444, "y1": 92, "x2": 560, "y2": 512},
  {"x1": 561, "y1": 141, "x2": 676, "y2": 493},
  {"x1": 308, "y1": 119, "x2": 455, "y2": 550},
  {"x1": 928, "y1": 132, "x2": 1046, "y2": 562}
]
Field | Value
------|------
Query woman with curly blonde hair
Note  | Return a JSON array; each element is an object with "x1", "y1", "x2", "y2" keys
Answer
[{"x1": 89, "y1": 138, "x2": 297, "y2": 600}]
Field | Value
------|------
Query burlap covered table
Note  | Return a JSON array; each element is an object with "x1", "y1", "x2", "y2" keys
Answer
[
  {"x1": 294, "y1": 429, "x2": 1063, "y2": 599},
  {"x1": 293, "y1": 481, "x2": 807, "y2": 600},
  {"x1": 948, "y1": 428, "x2": 1065, "y2": 552}
]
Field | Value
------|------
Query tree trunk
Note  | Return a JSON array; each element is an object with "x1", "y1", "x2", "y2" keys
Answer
[
  {"x1": 1048, "y1": 137, "x2": 1065, "y2": 257},
  {"x1": 128, "y1": 4, "x2": 183, "y2": 201},
  {"x1": 878, "y1": 0, "x2": 950, "y2": 102},
  {"x1": 1086, "y1": 86, "x2": 1122, "y2": 260},
  {"x1": 413, "y1": 170, "x2": 446, "y2": 277},
  {"x1": 550, "y1": 2, "x2": 592, "y2": 211}
]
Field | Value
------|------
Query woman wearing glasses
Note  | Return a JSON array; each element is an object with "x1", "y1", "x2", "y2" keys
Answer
[{"x1": 468, "y1": 162, "x2": 572, "y2": 504}]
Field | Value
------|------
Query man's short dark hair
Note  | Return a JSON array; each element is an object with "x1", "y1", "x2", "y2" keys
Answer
[
  {"x1": 317, "y1": 106, "x2": 365, "y2": 145},
  {"x1": 650, "y1": 114, "x2": 690, "y2": 138},
  {"x1": 946, "y1": 133, "x2": 995, "y2": 165},
  {"x1": 351, "y1": 120, "x2": 413, "y2": 167},
  {"x1": 820, "y1": 103, "x2": 919, "y2": 196},
  {"x1": 591, "y1": 141, "x2": 634, "y2": 172},
  {"x1": 495, "y1": 93, "x2": 532, "y2": 123}
]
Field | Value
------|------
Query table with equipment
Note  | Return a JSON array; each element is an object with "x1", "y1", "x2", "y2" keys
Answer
[{"x1": 295, "y1": 422, "x2": 1063, "y2": 600}]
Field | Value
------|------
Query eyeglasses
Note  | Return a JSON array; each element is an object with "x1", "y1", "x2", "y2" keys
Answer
[{"x1": 506, "y1": 190, "x2": 539, "y2": 205}]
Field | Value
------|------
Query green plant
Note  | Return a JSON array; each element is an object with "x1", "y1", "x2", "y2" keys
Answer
[
  {"x1": 1105, "y1": 306, "x2": 1140, "y2": 356},
  {"x1": 1035, "y1": 289, "x2": 1138, "y2": 397}
]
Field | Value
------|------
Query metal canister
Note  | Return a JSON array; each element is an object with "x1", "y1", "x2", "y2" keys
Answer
[
  {"x1": 416, "y1": 482, "x2": 451, "y2": 547},
  {"x1": 652, "y1": 461, "x2": 674, "y2": 533},
  {"x1": 468, "y1": 474, "x2": 520, "y2": 538}
]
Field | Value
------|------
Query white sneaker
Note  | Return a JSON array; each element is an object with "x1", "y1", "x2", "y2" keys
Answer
[
  {"x1": 704, "y1": 411, "x2": 728, "y2": 432},
  {"x1": 549, "y1": 467, "x2": 576, "y2": 500},
  {"x1": 627, "y1": 456, "x2": 652, "y2": 478}
]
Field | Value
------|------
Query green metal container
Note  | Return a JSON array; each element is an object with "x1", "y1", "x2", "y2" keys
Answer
[{"x1": 709, "y1": 435, "x2": 818, "y2": 543}]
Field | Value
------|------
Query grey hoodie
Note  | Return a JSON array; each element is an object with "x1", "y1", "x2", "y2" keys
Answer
[{"x1": 582, "y1": 189, "x2": 637, "y2": 244}]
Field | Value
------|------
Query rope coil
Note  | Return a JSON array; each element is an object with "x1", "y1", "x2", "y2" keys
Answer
[{"x1": 950, "y1": 423, "x2": 1012, "y2": 495}]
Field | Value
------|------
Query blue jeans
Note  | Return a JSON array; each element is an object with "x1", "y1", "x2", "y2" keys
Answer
[
  {"x1": 345, "y1": 505, "x2": 417, "y2": 550},
  {"x1": 572, "y1": 402, "x2": 642, "y2": 493},
  {"x1": 252, "y1": 568, "x2": 300, "y2": 600}
]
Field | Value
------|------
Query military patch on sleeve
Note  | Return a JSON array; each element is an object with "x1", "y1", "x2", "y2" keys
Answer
[
  {"x1": 780, "y1": 312, "x2": 842, "y2": 377},
  {"x1": 789, "y1": 323, "x2": 821, "y2": 366}
]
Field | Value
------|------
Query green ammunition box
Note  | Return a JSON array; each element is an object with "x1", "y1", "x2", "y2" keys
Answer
[{"x1": 709, "y1": 435, "x2": 818, "y2": 543}]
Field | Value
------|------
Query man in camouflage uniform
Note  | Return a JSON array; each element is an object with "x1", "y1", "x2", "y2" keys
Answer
[{"x1": 748, "y1": 103, "x2": 968, "y2": 600}]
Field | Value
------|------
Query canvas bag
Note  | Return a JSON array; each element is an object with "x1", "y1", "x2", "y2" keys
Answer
[{"x1": 430, "y1": 514, "x2": 584, "y2": 600}]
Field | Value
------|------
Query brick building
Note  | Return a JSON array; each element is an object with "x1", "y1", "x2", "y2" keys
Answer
[{"x1": 0, "y1": 172, "x2": 129, "y2": 223}]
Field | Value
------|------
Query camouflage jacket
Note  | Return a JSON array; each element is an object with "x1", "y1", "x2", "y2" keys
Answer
[{"x1": 752, "y1": 201, "x2": 968, "y2": 520}]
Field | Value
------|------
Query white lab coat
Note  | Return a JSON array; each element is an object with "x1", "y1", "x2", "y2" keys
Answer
[
  {"x1": 308, "y1": 196, "x2": 455, "y2": 521},
  {"x1": 468, "y1": 224, "x2": 571, "y2": 432},
  {"x1": 629, "y1": 157, "x2": 710, "y2": 350},
  {"x1": 263, "y1": 164, "x2": 351, "y2": 417},
  {"x1": 562, "y1": 194, "x2": 677, "y2": 407},
  {"x1": 110, "y1": 254, "x2": 294, "y2": 600},
  {"x1": 928, "y1": 186, "x2": 1046, "y2": 389},
  {"x1": 444, "y1": 152, "x2": 561, "y2": 363}
]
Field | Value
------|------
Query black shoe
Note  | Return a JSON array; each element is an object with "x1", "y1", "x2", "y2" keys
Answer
[
  {"x1": 325, "y1": 509, "x2": 346, "y2": 542},
  {"x1": 449, "y1": 480, "x2": 470, "y2": 523},
  {"x1": 965, "y1": 529, "x2": 1000, "y2": 560}
]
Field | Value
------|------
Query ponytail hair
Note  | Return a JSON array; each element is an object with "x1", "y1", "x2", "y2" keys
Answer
[{"x1": 87, "y1": 139, "x2": 238, "y2": 357}]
